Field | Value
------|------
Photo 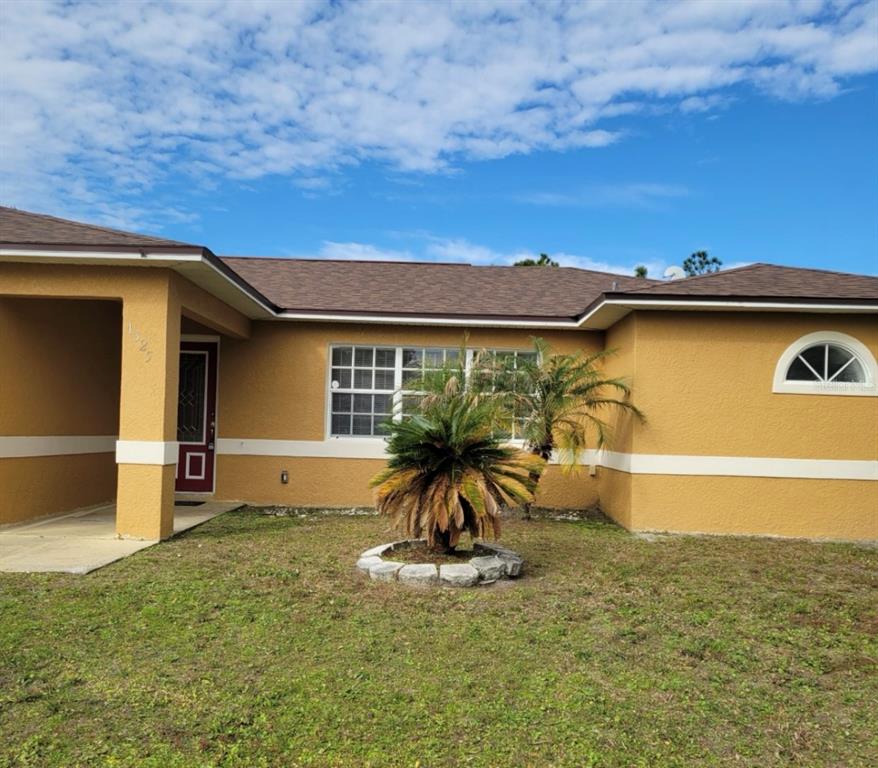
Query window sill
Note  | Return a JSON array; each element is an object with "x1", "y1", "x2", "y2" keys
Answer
[{"x1": 772, "y1": 383, "x2": 876, "y2": 397}]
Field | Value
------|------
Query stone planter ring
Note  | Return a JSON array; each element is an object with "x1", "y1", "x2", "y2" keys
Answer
[{"x1": 356, "y1": 540, "x2": 523, "y2": 587}]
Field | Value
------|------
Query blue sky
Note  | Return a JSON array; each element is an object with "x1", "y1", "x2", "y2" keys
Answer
[{"x1": 2, "y1": 1, "x2": 877, "y2": 277}]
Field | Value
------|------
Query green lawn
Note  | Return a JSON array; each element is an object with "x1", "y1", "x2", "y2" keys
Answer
[{"x1": 1, "y1": 509, "x2": 876, "y2": 767}]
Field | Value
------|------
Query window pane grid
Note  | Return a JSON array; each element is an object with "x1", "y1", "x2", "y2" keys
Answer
[
  {"x1": 329, "y1": 345, "x2": 537, "y2": 437},
  {"x1": 330, "y1": 345, "x2": 396, "y2": 436}
]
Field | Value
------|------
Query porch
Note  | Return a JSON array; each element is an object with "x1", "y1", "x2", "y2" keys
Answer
[
  {"x1": 0, "y1": 498, "x2": 244, "y2": 573},
  {"x1": 0, "y1": 261, "x2": 252, "y2": 544}
]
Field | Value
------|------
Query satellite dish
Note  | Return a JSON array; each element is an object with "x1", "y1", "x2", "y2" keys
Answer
[{"x1": 664, "y1": 266, "x2": 686, "y2": 281}]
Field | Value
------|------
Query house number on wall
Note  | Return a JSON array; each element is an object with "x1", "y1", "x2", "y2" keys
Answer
[{"x1": 127, "y1": 321, "x2": 153, "y2": 363}]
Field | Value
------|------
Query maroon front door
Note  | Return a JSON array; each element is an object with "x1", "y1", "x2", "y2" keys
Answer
[{"x1": 176, "y1": 341, "x2": 217, "y2": 493}]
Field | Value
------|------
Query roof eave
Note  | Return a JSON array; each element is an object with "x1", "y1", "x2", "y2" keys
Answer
[
  {"x1": 0, "y1": 244, "x2": 278, "y2": 319},
  {"x1": 579, "y1": 293, "x2": 878, "y2": 330}
]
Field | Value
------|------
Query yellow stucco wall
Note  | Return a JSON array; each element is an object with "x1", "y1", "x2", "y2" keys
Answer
[
  {"x1": 214, "y1": 323, "x2": 604, "y2": 509},
  {"x1": 0, "y1": 297, "x2": 121, "y2": 435},
  {"x1": 0, "y1": 454, "x2": 118, "y2": 526},
  {"x1": 630, "y1": 474, "x2": 876, "y2": 541},
  {"x1": 595, "y1": 314, "x2": 638, "y2": 527},
  {"x1": 2, "y1": 261, "x2": 874, "y2": 541},
  {"x1": 607, "y1": 311, "x2": 878, "y2": 540},
  {"x1": 0, "y1": 263, "x2": 251, "y2": 536},
  {"x1": 0, "y1": 297, "x2": 121, "y2": 524},
  {"x1": 630, "y1": 311, "x2": 878, "y2": 459},
  {"x1": 596, "y1": 467, "x2": 632, "y2": 529}
]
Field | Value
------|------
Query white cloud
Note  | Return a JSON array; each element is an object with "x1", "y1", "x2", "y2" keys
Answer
[
  {"x1": 296, "y1": 235, "x2": 669, "y2": 277},
  {"x1": 517, "y1": 182, "x2": 690, "y2": 210},
  {"x1": 1, "y1": 0, "x2": 876, "y2": 228}
]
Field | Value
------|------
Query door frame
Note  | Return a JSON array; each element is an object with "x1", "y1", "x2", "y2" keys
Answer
[{"x1": 177, "y1": 334, "x2": 220, "y2": 494}]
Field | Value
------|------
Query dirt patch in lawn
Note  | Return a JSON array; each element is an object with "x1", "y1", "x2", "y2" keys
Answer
[{"x1": 388, "y1": 542, "x2": 477, "y2": 565}]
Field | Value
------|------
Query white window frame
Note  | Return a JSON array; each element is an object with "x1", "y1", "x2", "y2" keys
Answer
[
  {"x1": 772, "y1": 331, "x2": 877, "y2": 397},
  {"x1": 325, "y1": 344, "x2": 398, "y2": 439},
  {"x1": 325, "y1": 344, "x2": 536, "y2": 439}
]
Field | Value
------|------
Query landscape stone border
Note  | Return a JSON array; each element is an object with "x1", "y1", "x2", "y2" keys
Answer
[{"x1": 356, "y1": 539, "x2": 523, "y2": 587}]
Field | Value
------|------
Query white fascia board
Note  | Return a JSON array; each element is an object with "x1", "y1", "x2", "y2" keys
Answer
[
  {"x1": 1, "y1": 247, "x2": 276, "y2": 320},
  {"x1": 0, "y1": 248, "x2": 202, "y2": 264},
  {"x1": 274, "y1": 311, "x2": 579, "y2": 329},
  {"x1": 577, "y1": 298, "x2": 878, "y2": 330}
]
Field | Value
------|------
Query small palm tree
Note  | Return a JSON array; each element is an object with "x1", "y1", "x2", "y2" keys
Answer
[
  {"x1": 497, "y1": 338, "x2": 644, "y2": 515},
  {"x1": 370, "y1": 364, "x2": 545, "y2": 552}
]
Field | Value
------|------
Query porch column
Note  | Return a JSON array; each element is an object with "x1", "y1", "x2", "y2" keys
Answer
[{"x1": 115, "y1": 277, "x2": 181, "y2": 540}]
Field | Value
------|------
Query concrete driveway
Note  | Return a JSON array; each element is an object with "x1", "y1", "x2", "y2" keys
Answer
[{"x1": 0, "y1": 499, "x2": 243, "y2": 574}]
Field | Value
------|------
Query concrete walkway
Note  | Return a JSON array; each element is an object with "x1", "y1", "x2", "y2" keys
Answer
[{"x1": 0, "y1": 499, "x2": 243, "y2": 574}]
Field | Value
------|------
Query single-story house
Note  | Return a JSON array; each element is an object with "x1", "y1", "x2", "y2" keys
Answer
[{"x1": 1, "y1": 206, "x2": 876, "y2": 542}]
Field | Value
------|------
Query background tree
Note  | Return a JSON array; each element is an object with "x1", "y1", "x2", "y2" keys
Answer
[
  {"x1": 682, "y1": 250, "x2": 722, "y2": 276},
  {"x1": 497, "y1": 338, "x2": 644, "y2": 518},
  {"x1": 634, "y1": 264, "x2": 648, "y2": 278},
  {"x1": 371, "y1": 355, "x2": 545, "y2": 551},
  {"x1": 514, "y1": 252, "x2": 559, "y2": 267}
]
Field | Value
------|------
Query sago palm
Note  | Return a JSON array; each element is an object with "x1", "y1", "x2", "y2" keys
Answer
[{"x1": 370, "y1": 369, "x2": 545, "y2": 552}]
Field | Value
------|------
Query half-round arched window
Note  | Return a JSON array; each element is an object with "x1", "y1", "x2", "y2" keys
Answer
[{"x1": 773, "y1": 331, "x2": 877, "y2": 397}]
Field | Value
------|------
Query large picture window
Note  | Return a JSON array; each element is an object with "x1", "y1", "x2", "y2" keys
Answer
[{"x1": 327, "y1": 345, "x2": 534, "y2": 437}]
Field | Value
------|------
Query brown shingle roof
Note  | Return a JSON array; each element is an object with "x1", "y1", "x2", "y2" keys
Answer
[
  {"x1": 0, "y1": 206, "x2": 198, "y2": 250},
  {"x1": 220, "y1": 257, "x2": 655, "y2": 320},
  {"x1": 620, "y1": 263, "x2": 878, "y2": 301},
  {"x1": 3, "y1": 206, "x2": 875, "y2": 320}
]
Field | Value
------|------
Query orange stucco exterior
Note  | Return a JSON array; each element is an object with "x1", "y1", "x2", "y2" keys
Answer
[
  {"x1": 597, "y1": 311, "x2": 878, "y2": 539},
  {"x1": 0, "y1": 297, "x2": 120, "y2": 524},
  {"x1": 214, "y1": 322, "x2": 604, "y2": 509},
  {"x1": 1, "y1": 264, "x2": 249, "y2": 537},
  {"x1": 2, "y1": 260, "x2": 875, "y2": 542}
]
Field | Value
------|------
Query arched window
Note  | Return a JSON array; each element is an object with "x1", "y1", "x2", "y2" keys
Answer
[{"x1": 773, "y1": 331, "x2": 877, "y2": 397}]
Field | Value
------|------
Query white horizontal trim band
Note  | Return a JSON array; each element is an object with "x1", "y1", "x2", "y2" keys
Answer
[
  {"x1": 115, "y1": 440, "x2": 179, "y2": 465},
  {"x1": 217, "y1": 437, "x2": 388, "y2": 459},
  {"x1": 0, "y1": 435, "x2": 117, "y2": 458},
  {"x1": 595, "y1": 450, "x2": 877, "y2": 481},
  {"x1": 216, "y1": 439, "x2": 877, "y2": 481}
]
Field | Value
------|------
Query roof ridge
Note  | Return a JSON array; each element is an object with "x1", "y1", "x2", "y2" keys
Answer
[
  {"x1": 621, "y1": 261, "x2": 877, "y2": 295},
  {"x1": 0, "y1": 205, "x2": 189, "y2": 246},
  {"x1": 219, "y1": 254, "x2": 662, "y2": 282},
  {"x1": 761, "y1": 262, "x2": 878, "y2": 280},
  {"x1": 221, "y1": 255, "x2": 475, "y2": 267},
  {"x1": 621, "y1": 262, "x2": 766, "y2": 293}
]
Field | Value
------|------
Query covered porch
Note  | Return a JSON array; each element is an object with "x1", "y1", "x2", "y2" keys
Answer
[
  {"x1": 0, "y1": 498, "x2": 243, "y2": 573},
  {"x1": 0, "y1": 261, "x2": 252, "y2": 548}
]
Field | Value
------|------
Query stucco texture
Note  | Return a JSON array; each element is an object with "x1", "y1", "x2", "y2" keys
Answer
[
  {"x1": 0, "y1": 264, "x2": 250, "y2": 536},
  {"x1": 214, "y1": 323, "x2": 605, "y2": 509},
  {"x1": 630, "y1": 474, "x2": 876, "y2": 541},
  {"x1": 630, "y1": 311, "x2": 878, "y2": 460},
  {"x1": 0, "y1": 297, "x2": 120, "y2": 524},
  {"x1": 597, "y1": 311, "x2": 877, "y2": 540}
]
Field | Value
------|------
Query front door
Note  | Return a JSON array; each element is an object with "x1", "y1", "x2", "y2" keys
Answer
[{"x1": 175, "y1": 341, "x2": 217, "y2": 493}]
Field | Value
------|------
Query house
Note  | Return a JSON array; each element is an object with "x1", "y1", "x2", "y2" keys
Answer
[{"x1": 1, "y1": 206, "x2": 876, "y2": 542}]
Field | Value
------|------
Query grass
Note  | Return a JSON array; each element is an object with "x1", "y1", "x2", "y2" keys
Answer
[{"x1": 0, "y1": 508, "x2": 876, "y2": 767}]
